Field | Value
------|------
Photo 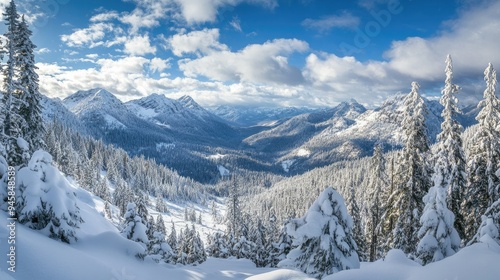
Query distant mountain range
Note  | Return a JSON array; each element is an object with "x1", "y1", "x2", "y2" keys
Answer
[{"x1": 42, "y1": 88, "x2": 478, "y2": 182}]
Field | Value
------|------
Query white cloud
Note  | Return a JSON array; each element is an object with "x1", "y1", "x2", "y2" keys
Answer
[
  {"x1": 90, "y1": 11, "x2": 120, "y2": 22},
  {"x1": 302, "y1": 12, "x2": 360, "y2": 33},
  {"x1": 168, "y1": 28, "x2": 229, "y2": 57},
  {"x1": 385, "y1": 0, "x2": 500, "y2": 82},
  {"x1": 179, "y1": 38, "x2": 309, "y2": 85},
  {"x1": 149, "y1": 57, "x2": 171, "y2": 72},
  {"x1": 36, "y1": 48, "x2": 51, "y2": 54},
  {"x1": 173, "y1": 0, "x2": 277, "y2": 24},
  {"x1": 230, "y1": 17, "x2": 242, "y2": 32},
  {"x1": 61, "y1": 23, "x2": 115, "y2": 48},
  {"x1": 124, "y1": 34, "x2": 157, "y2": 55}
]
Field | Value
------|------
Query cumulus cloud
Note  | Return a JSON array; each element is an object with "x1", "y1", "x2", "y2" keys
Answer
[
  {"x1": 168, "y1": 28, "x2": 229, "y2": 57},
  {"x1": 302, "y1": 12, "x2": 360, "y2": 34},
  {"x1": 61, "y1": 23, "x2": 118, "y2": 48},
  {"x1": 124, "y1": 34, "x2": 157, "y2": 55},
  {"x1": 179, "y1": 38, "x2": 309, "y2": 85}
]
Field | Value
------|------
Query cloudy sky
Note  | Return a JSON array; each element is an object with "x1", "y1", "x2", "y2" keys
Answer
[{"x1": 2, "y1": 0, "x2": 500, "y2": 107}]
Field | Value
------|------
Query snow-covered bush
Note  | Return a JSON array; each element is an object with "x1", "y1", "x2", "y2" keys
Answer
[
  {"x1": 278, "y1": 187, "x2": 360, "y2": 278},
  {"x1": 16, "y1": 150, "x2": 83, "y2": 243}
]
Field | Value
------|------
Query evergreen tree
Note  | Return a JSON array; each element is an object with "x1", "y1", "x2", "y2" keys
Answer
[
  {"x1": 15, "y1": 15, "x2": 44, "y2": 151},
  {"x1": 121, "y1": 202, "x2": 149, "y2": 258},
  {"x1": 416, "y1": 185, "x2": 460, "y2": 265},
  {"x1": 366, "y1": 144, "x2": 386, "y2": 261},
  {"x1": 347, "y1": 185, "x2": 367, "y2": 261},
  {"x1": 268, "y1": 220, "x2": 294, "y2": 267},
  {"x1": 147, "y1": 215, "x2": 174, "y2": 264},
  {"x1": 177, "y1": 225, "x2": 206, "y2": 265},
  {"x1": 226, "y1": 176, "x2": 243, "y2": 244},
  {"x1": 1, "y1": 0, "x2": 26, "y2": 167},
  {"x1": 206, "y1": 231, "x2": 230, "y2": 258},
  {"x1": 16, "y1": 151, "x2": 83, "y2": 243},
  {"x1": 464, "y1": 63, "x2": 500, "y2": 241},
  {"x1": 431, "y1": 54, "x2": 467, "y2": 241},
  {"x1": 278, "y1": 187, "x2": 359, "y2": 279},
  {"x1": 468, "y1": 200, "x2": 500, "y2": 245},
  {"x1": 391, "y1": 82, "x2": 432, "y2": 256},
  {"x1": 168, "y1": 221, "x2": 178, "y2": 257}
]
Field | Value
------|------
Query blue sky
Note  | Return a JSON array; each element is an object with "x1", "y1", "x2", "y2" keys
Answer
[{"x1": 3, "y1": 0, "x2": 500, "y2": 107}]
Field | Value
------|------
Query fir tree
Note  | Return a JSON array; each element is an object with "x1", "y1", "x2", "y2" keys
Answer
[
  {"x1": 15, "y1": 15, "x2": 44, "y2": 151},
  {"x1": 391, "y1": 82, "x2": 432, "y2": 256},
  {"x1": 464, "y1": 63, "x2": 500, "y2": 241},
  {"x1": 121, "y1": 202, "x2": 149, "y2": 258},
  {"x1": 416, "y1": 185, "x2": 460, "y2": 265},
  {"x1": 433, "y1": 55, "x2": 467, "y2": 241},
  {"x1": 366, "y1": 144, "x2": 386, "y2": 261},
  {"x1": 347, "y1": 184, "x2": 367, "y2": 261},
  {"x1": 206, "y1": 231, "x2": 230, "y2": 258},
  {"x1": 278, "y1": 187, "x2": 359, "y2": 279},
  {"x1": 1, "y1": 0, "x2": 26, "y2": 167}
]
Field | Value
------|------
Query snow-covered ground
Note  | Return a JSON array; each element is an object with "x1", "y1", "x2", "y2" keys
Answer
[{"x1": 2, "y1": 168, "x2": 500, "y2": 279}]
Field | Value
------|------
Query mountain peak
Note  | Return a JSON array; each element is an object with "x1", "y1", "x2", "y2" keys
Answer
[
  {"x1": 178, "y1": 95, "x2": 204, "y2": 111},
  {"x1": 63, "y1": 88, "x2": 123, "y2": 114}
]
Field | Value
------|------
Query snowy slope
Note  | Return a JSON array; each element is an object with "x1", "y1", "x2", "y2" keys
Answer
[
  {"x1": 125, "y1": 93, "x2": 240, "y2": 143},
  {"x1": 208, "y1": 105, "x2": 317, "y2": 127}
]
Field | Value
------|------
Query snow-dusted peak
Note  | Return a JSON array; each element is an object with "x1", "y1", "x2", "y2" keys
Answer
[
  {"x1": 128, "y1": 93, "x2": 183, "y2": 115},
  {"x1": 63, "y1": 88, "x2": 123, "y2": 115},
  {"x1": 178, "y1": 95, "x2": 204, "y2": 111}
]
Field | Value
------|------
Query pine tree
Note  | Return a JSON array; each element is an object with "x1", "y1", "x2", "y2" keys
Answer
[
  {"x1": 206, "y1": 231, "x2": 230, "y2": 258},
  {"x1": 177, "y1": 225, "x2": 206, "y2": 265},
  {"x1": 432, "y1": 55, "x2": 467, "y2": 241},
  {"x1": 278, "y1": 187, "x2": 359, "y2": 278},
  {"x1": 1, "y1": 0, "x2": 26, "y2": 167},
  {"x1": 366, "y1": 144, "x2": 386, "y2": 261},
  {"x1": 269, "y1": 220, "x2": 294, "y2": 267},
  {"x1": 464, "y1": 63, "x2": 500, "y2": 241},
  {"x1": 226, "y1": 176, "x2": 243, "y2": 243},
  {"x1": 147, "y1": 214, "x2": 174, "y2": 264},
  {"x1": 16, "y1": 151, "x2": 83, "y2": 243},
  {"x1": 121, "y1": 202, "x2": 149, "y2": 258},
  {"x1": 15, "y1": 15, "x2": 44, "y2": 151},
  {"x1": 391, "y1": 82, "x2": 432, "y2": 256},
  {"x1": 416, "y1": 185, "x2": 460, "y2": 265},
  {"x1": 168, "y1": 221, "x2": 178, "y2": 258},
  {"x1": 468, "y1": 200, "x2": 500, "y2": 245},
  {"x1": 347, "y1": 185, "x2": 367, "y2": 261}
]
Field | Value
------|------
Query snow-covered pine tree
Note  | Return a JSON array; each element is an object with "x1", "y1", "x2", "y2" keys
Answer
[
  {"x1": 121, "y1": 202, "x2": 149, "y2": 258},
  {"x1": 15, "y1": 15, "x2": 44, "y2": 151},
  {"x1": 433, "y1": 55, "x2": 467, "y2": 241},
  {"x1": 206, "y1": 231, "x2": 230, "y2": 258},
  {"x1": 225, "y1": 175, "x2": 244, "y2": 255},
  {"x1": 464, "y1": 63, "x2": 500, "y2": 242},
  {"x1": 278, "y1": 187, "x2": 359, "y2": 279},
  {"x1": 168, "y1": 221, "x2": 178, "y2": 258},
  {"x1": 16, "y1": 150, "x2": 83, "y2": 243},
  {"x1": 147, "y1": 214, "x2": 174, "y2": 264},
  {"x1": 390, "y1": 82, "x2": 432, "y2": 256},
  {"x1": 416, "y1": 185, "x2": 460, "y2": 265},
  {"x1": 268, "y1": 219, "x2": 295, "y2": 267},
  {"x1": 1, "y1": 0, "x2": 27, "y2": 167},
  {"x1": 366, "y1": 143, "x2": 386, "y2": 261},
  {"x1": 177, "y1": 225, "x2": 207, "y2": 265},
  {"x1": 347, "y1": 184, "x2": 367, "y2": 261},
  {"x1": 468, "y1": 199, "x2": 500, "y2": 245}
]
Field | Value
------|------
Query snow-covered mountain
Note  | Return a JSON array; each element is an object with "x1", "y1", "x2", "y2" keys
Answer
[
  {"x1": 41, "y1": 88, "x2": 479, "y2": 181},
  {"x1": 125, "y1": 93, "x2": 239, "y2": 143},
  {"x1": 245, "y1": 96, "x2": 476, "y2": 174},
  {"x1": 243, "y1": 99, "x2": 367, "y2": 154},
  {"x1": 208, "y1": 105, "x2": 317, "y2": 127}
]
